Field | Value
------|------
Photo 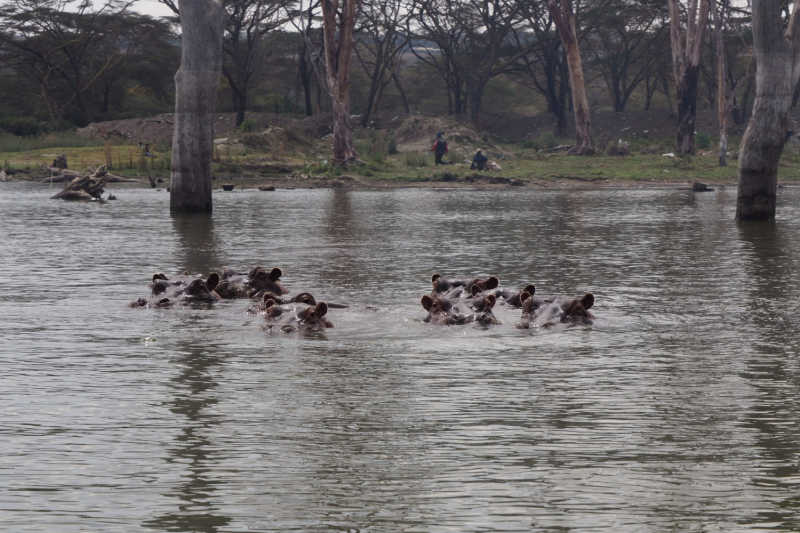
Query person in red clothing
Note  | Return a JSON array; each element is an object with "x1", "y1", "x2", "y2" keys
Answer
[{"x1": 430, "y1": 131, "x2": 448, "y2": 165}]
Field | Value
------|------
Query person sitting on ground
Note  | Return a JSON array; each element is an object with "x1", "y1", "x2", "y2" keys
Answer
[
  {"x1": 430, "y1": 132, "x2": 449, "y2": 165},
  {"x1": 471, "y1": 149, "x2": 488, "y2": 171}
]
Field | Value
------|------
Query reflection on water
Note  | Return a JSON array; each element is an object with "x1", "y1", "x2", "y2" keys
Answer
[
  {"x1": 144, "y1": 338, "x2": 231, "y2": 532},
  {"x1": 2, "y1": 182, "x2": 800, "y2": 531},
  {"x1": 171, "y1": 213, "x2": 223, "y2": 276}
]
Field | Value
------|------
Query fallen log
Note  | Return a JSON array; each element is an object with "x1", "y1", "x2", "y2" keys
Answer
[
  {"x1": 51, "y1": 165, "x2": 113, "y2": 200},
  {"x1": 41, "y1": 168, "x2": 144, "y2": 183}
]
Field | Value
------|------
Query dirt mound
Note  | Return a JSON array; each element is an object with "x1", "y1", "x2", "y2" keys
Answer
[{"x1": 79, "y1": 108, "x2": 800, "y2": 154}]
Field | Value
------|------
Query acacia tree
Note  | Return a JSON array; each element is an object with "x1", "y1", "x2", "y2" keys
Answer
[
  {"x1": 170, "y1": 0, "x2": 226, "y2": 214},
  {"x1": 514, "y1": 1, "x2": 571, "y2": 136},
  {"x1": 354, "y1": 0, "x2": 409, "y2": 127},
  {"x1": 223, "y1": 0, "x2": 290, "y2": 127},
  {"x1": 0, "y1": 0, "x2": 167, "y2": 125},
  {"x1": 736, "y1": 0, "x2": 800, "y2": 220},
  {"x1": 548, "y1": 0, "x2": 595, "y2": 154},
  {"x1": 409, "y1": 0, "x2": 532, "y2": 129},
  {"x1": 668, "y1": 0, "x2": 710, "y2": 154},
  {"x1": 320, "y1": 0, "x2": 361, "y2": 163},
  {"x1": 587, "y1": 0, "x2": 668, "y2": 112}
]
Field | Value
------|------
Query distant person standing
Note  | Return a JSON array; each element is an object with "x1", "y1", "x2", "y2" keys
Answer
[{"x1": 430, "y1": 131, "x2": 448, "y2": 165}]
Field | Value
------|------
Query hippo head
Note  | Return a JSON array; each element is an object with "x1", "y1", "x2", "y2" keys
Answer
[
  {"x1": 467, "y1": 292, "x2": 499, "y2": 325},
  {"x1": 183, "y1": 273, "x2": 221, "y2": 303},
  {"x1": 467, "y1": 276, "x2": 499, "y2": 294},
  {"x1": 431, "y1": 273, "x2": 453, "y2": 294},
  {"x1": 247, "y1": 266, "x2": 290, "y2": 297},
  {"x1": 421, "y1": 294, "x2": 467, "y2": 325},
  {"x1": 562, "y1": 293, "x2": 595, "y2": 325},
  {"x1": 263, "y1": 299, "x2": 333, "y2": 332},
  {"x1": 503, "y1": 284, "x2": 536, "y2": 307}
]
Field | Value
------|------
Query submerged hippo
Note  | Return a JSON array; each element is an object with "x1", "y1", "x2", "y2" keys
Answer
[
  {"x1": 247, "y1": 291, "x2": 318, "y2": 314},
  {"x1": 131, "y1": 272, "x2": 221, "y2": 308},
  {"x1": 261, "y1": 298, "x2": 333, "y2": 333},
  {"x1": 420, "y1": 292, "x2": 499, "y2": 326},
  {"x1": 517, "y1": 293, "x2": 595, "y2": 329},
  {"x1": 214, "y1": 266, "x2": 290, "y2": 299},
  {"x1": 430, "y1": 273, "x2": 500, "y2": 298}
]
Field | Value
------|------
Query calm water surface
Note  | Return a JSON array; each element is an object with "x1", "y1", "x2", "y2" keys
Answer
[{"x1": 1, "y1": 182, "x2": 800, "y2": 532}]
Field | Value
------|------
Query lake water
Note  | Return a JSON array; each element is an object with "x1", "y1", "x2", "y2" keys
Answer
[{"x1": 2, "y1": 181, "x2": 800, "y2": 532}]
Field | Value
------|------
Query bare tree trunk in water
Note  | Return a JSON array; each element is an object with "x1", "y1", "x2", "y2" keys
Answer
[
  {"x1": 321, "y1": 0, "x2": 361, "y2": 164},
  {"x1": 736, "y1": 0, "x2": 800, "y2": 220},
  {"x1": 548, "y1": 0, "x2": 594, "y2": 155},
  {"x1": 669, "y1": 0, "x2": 710, "y2": 154},
  {"x1": 170, "y1": 0, "x2": 226, "y2": 214}
]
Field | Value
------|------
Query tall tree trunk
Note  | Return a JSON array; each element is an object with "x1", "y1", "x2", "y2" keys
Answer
[
  {"x1": 736, "y1": 0, "x2": 800, "y2": 221},
  {"x1": 170, "y1": 0, "x2": 226, "y2": 214},
  {"x1": 712, "y1": 0, "x2": 728, "y2": 166},
  {"x1": 675, "y1": 64, "x2": 700, "y2": 153},
  {"x1": 669, "y1": 0, "x2": 710, "y2": 154},
  {"x1": 321, "y1": 0, "x2": 361, "y2": 163},
  {"x1": 549, "y1": 0, "x2": 595, "y2": 154},
  {"x1": 299, "y1": 45, "x2": 314, "y2": 116}
]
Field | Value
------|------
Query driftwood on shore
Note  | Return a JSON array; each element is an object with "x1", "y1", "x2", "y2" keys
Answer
[
  {"x1": 51, "y1": 165, "x2": 113, "y2": 200},
  {"x1": 41, "y1": 167, "x2": 144, "y2": 183}
]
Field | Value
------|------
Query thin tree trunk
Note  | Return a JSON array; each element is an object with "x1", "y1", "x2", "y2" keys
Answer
[
  {"x1": 321, "y1": 0, "x2": 361, "y2": 163},
  {"x1": 712, "y1": 0, "x2": 728, "y2": 166},
  {"x1": 170, "y1": 0, "x2": 226, "y2": 214},
  {"x1": 549, "y1": 0, "x2": 595, "y2": 154},
  {"x1": 736, "y1": 0, "x2": 800, "y2": 220},
  {"x1": 393, "y1": 72, "x2": 410, "y2": 113},
  {"x1": 669, "y1": 0, "x2": 710, "y2": 154},
  {"x1": 676, "y1": 65, "x2": 700, "y2": 153}
]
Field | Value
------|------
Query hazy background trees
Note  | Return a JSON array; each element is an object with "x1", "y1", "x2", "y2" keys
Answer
[{"x1": 0, "y1": 0, "x2": 761, "y2": 143}]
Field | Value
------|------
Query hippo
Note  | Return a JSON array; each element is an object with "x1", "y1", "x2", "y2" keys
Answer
[
  {"x1": 471, "y1": 283, "x2": 536, "y2": 307},
  {"x1": 247, "y1": 291, "x2": 318, "y2": 314},
  {"x1": 261, "y1": 298, "x2": 333, "y2": 333},
  {"x1": 214, "y1": 266, "x2": 290, "y2": 299},
  {"x1": 430, "y1": 273, "x2": 499, "y2": 298},
  {"x1": 420, "y1": 292, "x2": 499, "y2": 326},
  {"x1": 131, "y1": 272, "x2": 221, "y2": 308},
  {"x1": 517, "y1": 293, "x2": 595, "y2": 329}
]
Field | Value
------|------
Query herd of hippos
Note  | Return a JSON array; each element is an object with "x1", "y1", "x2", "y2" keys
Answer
[{"x1": 131, "y1": 266, "x2": 596, "y2": 333}]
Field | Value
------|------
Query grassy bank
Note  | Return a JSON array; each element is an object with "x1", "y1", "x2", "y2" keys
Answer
[{"x1": 4, "y1": 130, "x2": 800, "y2": 186}]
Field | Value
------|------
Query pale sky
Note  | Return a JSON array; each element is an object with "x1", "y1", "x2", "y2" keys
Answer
[{"x1": 130, "y1": 0, "x2": 175, "y2": 19}]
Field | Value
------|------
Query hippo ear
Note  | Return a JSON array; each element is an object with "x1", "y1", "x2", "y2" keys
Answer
[
  {"x1": 206, "y1": 272, "x2": 220, "y2": 291},
  {"x1": 263, "y1": 298, "x2": 278, "y2": 309},
  {"x1": 316, "y1": 302, "x2": 328, "y2": 317},
  {"x1": 519, "y1": 291, "x2": 531, "y2": 303},
  {"x1": 581, "y1": 293, "x2": 594, "y2": 310},
  {"x1": 524, "y1": 284, "x2": 535, "y2": 296},
  {"x1": 485, "y1": 293, "x2": 497, "y2": 308},
  {"x1": 471, "y1": 284, "x2": 483, "y2": 297},
  {"x1": 431, "y1": 273, "x2": 442, "y2": 283},
  {"x1": 421, "y1": 294, "x2": 434, "y2": 311},
  {"x1": 269, "y1": 267, "x2": 283, "y2": 281},
  {"x1": 486, "y1": 276, "x2": 499, "y2": 290},
  {"x1": 152, "y1": 273, "x2": 168, "y2": 282}
]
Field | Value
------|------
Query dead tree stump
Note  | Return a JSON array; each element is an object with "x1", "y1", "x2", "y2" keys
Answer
[{"x1": 51, "y1": 165, "x2": 113, "y2": 201}]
